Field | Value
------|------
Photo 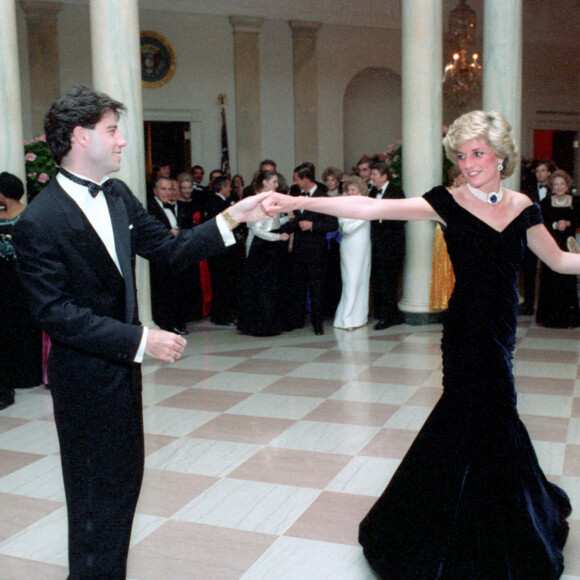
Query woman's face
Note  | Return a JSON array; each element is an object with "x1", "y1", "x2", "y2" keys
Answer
[
  {"x1": 263, "y1": 175, "x2": 279, "y2": 192},
  {"x1": 552, "y1": 176, "x2": 568, "y2": 197},
  {"x1": 346, "y1": 184, "x2": 361, "y2": 196},
  {"x1": 232, "y1": 176, "x2": 243, "y2": 190},
  {"x1": 456, "y1": 138, "x2": 502, "y2": 192},
  {"x1": 180, "y1": 180, "x2": 193, "y2": 199},
  {"x1": 325, "y1": 176, "x2": 339, "y2": 191}
]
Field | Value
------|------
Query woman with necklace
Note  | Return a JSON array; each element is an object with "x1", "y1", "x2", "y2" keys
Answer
[
  {"x1": 536, "y1": 169, "x2": 580, "y2": 328},
  {"x1": 263, "y1": 110, "x2": 577, "y2": 578}
]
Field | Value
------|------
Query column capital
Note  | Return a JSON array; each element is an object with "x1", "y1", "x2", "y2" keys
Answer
[
  {"x1": 289, "y1": 20, "x2": 322, "y2": 38},
  {"x1": 229, "y1": 16, "x2": 264, "y2": 34},
  {"x1": 20, "y1": 1, "x2": 62, "y2": 18}
]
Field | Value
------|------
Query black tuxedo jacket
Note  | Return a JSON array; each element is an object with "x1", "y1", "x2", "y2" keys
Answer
[
  {"x1": 13, "y1": 177, "x2": 226, "y2": 398},
  {"x1": 205, "y1": 193, "x2": 232, "y2": 220},
  {"x1": 291, "y1": 186, "x2": 338, "y2": 260},
  {"x1": 370, "y1": 182, "x2": 406, "y2": 255},
  {"x1": 148, "y1": 197, "x2": 176, "y2": 230}
]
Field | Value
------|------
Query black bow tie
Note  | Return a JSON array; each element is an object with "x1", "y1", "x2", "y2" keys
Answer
[
  {"x1": 163, "y1": 202, "x2": 176, "y2": 211},
  {"x1": 59, "y1": 167, "x2": 113, "y2": 198}
]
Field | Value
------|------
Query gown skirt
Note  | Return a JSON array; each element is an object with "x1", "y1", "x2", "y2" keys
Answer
[{"x1": 358, "y1": 187, "x2": 571, "y2": 579}]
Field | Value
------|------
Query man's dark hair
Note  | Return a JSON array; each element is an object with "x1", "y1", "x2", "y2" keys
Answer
[
  {"x1": 212, "y1": 175, "x2": 229, "y2": 193},
  {"x1": 191, "y1": 164, "x2": 204, "y2": 173},
  {"x1": 294, "y1": 162, "x2": 315, "y2": 182},
  {"x1": 370, "y1": 160, "x2": 391, "y2": 179},
  {"x1": 44, "y1": 85, "x2": 126, "y2": 165},
  {"x1": 0, "y1": 172, "x2": 25, "y2": 201},
  {"x1": 357, "y1": 156, "x2": 371, "y2": 167},
  {"x1": 260, "y1": 159, "x2": 277, "y2": 170},
  {"x1": 533, "y1": 158, "x2": 554, "y2": 172}
]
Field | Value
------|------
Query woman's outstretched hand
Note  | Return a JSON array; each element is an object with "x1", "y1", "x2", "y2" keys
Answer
[{"x1": 261, "y1": 191, "x2": 297, "y2": 216}]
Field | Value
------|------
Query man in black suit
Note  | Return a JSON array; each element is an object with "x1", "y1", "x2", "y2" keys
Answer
[
  {"x1": 287, "y1": 163, "x2": 338, "y2": 335},
  {"x1": 205, "y1": 175, "x2": 241, "y2": 325},
  {"x1": 12, "y1": 86, "x2": 266, "y2": 579},
  {"x1": 148, "y1": 176, "x2": 187, "y2": 334},
  {"x1": 369, "y1": 160, "x2": 406, "y2": 329},
  {"x1": 520, "y1": 159, "x2": 553, "y2": 314}
]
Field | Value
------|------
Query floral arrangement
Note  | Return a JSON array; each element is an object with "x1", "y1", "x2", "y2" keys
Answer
[
  {"x1": 24, "y1": 135, "x2": 57, "y2": 201},
  {"x1": 357, "y1": 127, "x2": 454, "y2": 188}
]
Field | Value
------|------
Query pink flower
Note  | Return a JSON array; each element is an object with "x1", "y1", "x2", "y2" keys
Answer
[
  {"x1": 23, "y1": 140, "x2": 29, "y2": 145},
  {"x1": 38, "y1": 135, "x2": 47, "y2": 142},
  {"x1": 38, "y1": 173, "x2": 50, "y2": 183},
  {"x1": 25, "y1": 152, "x2": 37, "y2": 162},
  {"x1": 393, "y1": 155, "x2": 399, "y2": 162}
]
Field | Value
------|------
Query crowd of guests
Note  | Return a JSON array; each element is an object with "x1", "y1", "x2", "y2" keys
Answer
[
  {"x1": 145, "y1": 155, "x2": 412, "y2": 338},
  {"x1": 146, "y1": 154, "x2": 580, "y2": 338}
]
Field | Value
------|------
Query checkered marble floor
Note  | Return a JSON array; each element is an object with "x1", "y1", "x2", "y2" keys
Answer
[{"x1": 2, "y1": 316, "x2": 580, "y2": 579}]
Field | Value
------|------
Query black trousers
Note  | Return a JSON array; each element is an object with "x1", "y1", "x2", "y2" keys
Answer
[
  {"x1": 371, "y1": 250, "x2": 404, "y2": 321},
  {"x1": 50, "y1": 362, "x2": 144, "y2": 579},
  {"x1": 287, "y1": 255, "x2": 326, "y2": 329}
]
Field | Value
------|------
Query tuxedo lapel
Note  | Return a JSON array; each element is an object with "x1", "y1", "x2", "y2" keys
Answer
[
  {"x1": 106, "y1": 187, "x2": 136, "y2": 324},
  {"x1": 51, "y1": 181, "x2": 130, "y2": 319}
]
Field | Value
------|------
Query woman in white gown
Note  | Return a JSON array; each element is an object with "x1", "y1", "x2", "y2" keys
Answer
[{"x1": 334, "y1": 176, "x2": 371, "y2": 330}]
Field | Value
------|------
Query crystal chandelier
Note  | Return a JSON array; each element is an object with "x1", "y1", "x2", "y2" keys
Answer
[{"x1": 443, "y1": 0, "x2": 482, "y2": 109}]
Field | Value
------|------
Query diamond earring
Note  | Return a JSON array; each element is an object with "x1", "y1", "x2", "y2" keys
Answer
[{"x1": 498, "y1": 160, "x2": 504, "y2": 172}]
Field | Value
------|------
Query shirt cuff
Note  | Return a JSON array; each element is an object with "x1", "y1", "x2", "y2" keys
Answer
[
  {"x1": 134, "y1": 327, "x2": 148, "y2": 363},
  {"x1": 216, "y1": 213, "x2": 236, "y2": 247}
]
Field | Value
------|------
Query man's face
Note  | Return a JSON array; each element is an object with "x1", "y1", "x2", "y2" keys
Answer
[
  {"x1": 83, "y1": 110, "x2": 126, "y2": 178},
  {"x1": 153, "y1": 178, "x2": 173, "y2": 204},
  {"x1": 535, "y1": 163, "x2": 551, "y2": 186},
  {"x1": 293, "y1": 173, "x2": 306, "y2": 191},
  {"x1": 261, "y1": 163, "x2": 276, "y2": 173},
  {"x1": 157, "y1": 164, "x2": 171, "y2": 179},
  {"x1": 209, "y1": 171, "x2": 223, "y2": 186},
  {"x1": 370, "y1": 169, "x2": 387, "y2": 189},
  {"x1": 169, "y1": 180, "x2": 179, "y2": 203},
  {"x1": 192, "y1": 167, "x2": 204, "y2": 184},
  {"x1": 221, "y1": 179, "x2": 232, "y2": 198},
  {"x1": 358, "y1": 162, "x2": 371, "y2": 182}
]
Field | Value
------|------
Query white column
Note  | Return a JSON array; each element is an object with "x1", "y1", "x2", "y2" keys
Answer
[
  {"x1": 399, "y1": 0, "x2": 443, "y2": 320},
  {"x1": 483, "y1": 0, "x2": 522, "y2": 191},
  {"x1": 20, "y1": 1, "x2": 62, "y2": 136},
  {"x1": 90, "y1": 0, "x2": 152, "y2": 324},
  {"x1": 230, "y1": 16, "x2": 263, "y2": 181},
  {"x1": 290, "y1": 20, "x2": 322, "y2": 168},
  {"x1": 0, "y1": 0, "x2": 25, "y2": 184}
]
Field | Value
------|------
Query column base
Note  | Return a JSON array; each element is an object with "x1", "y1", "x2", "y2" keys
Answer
[{"x1": 402, "y1": 310, "x2": 445, "y2": 326}]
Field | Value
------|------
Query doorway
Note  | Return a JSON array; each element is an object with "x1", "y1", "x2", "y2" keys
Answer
[
  {"x1": 534, "y1": 129, "x2": 578, "y2": 181},
  {"x1": 144, "y1": 121, "x2": 191, "y2": 179}
]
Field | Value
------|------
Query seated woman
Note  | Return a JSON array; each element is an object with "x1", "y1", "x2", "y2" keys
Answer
[
  {"x1": 536, "y1": 169, "x2": 580, "y2": 328},
  {"x1": 0, "y1": 172, "x2": 43, "y2": 409},
  {"x1": 237, "y1": 170, "x2": 290, "y2": 336},
  {"x1": 333, "y1": 176, "x2": 371, "y2": 331}
]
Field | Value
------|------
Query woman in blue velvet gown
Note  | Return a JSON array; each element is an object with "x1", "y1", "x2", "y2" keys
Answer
[{"x1": 264, "y1": 110, "x2": 576, "y2": 579}]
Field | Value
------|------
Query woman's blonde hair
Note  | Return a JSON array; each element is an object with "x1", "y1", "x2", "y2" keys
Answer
[
  {"x1": 549, "y1": 169, "x2": 574, "y2": 192},
  {"x1": 342, "y1": 175, "x2": 369, "y2": 196},
  {"x1": 443, "y1": 110, "x2": 518, "y2": 179}
]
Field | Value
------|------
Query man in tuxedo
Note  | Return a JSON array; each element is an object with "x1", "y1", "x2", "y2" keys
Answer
[
  {"x1": 369, "y1": 160, "x2": 406, "y2": 330},
  {"x1": 12, "y1": 86, "x2": 266, "y2": 579},
  {"x1": 521, "y1": 159, "x2": 553, "y2": 314},
  {"x1": 357, "y1": 156, "x2": 372, "y2": 187},
  {"x1": 205, "y1": 175, "x2": 241, "y2": 325},
  {"x1": 148, "y1": 176, "x2": 187, "y2": 334},
  {"x1": 287, "y1": 163, "x2": 338, "y2": 335}
]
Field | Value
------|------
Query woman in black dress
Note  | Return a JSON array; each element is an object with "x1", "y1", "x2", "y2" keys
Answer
[
  {"x1": 0, "y1": 172, "x2": 43, "y2": 409},
  {"x1": 237, "y1": 170, "x2": 291, "y2": 336},
  {"x1": 264, "y1": 110, "x2": 578, "y2": 579},
  {"x1": 536, "y1": 169, "x2": 580, "y2": 328}
]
